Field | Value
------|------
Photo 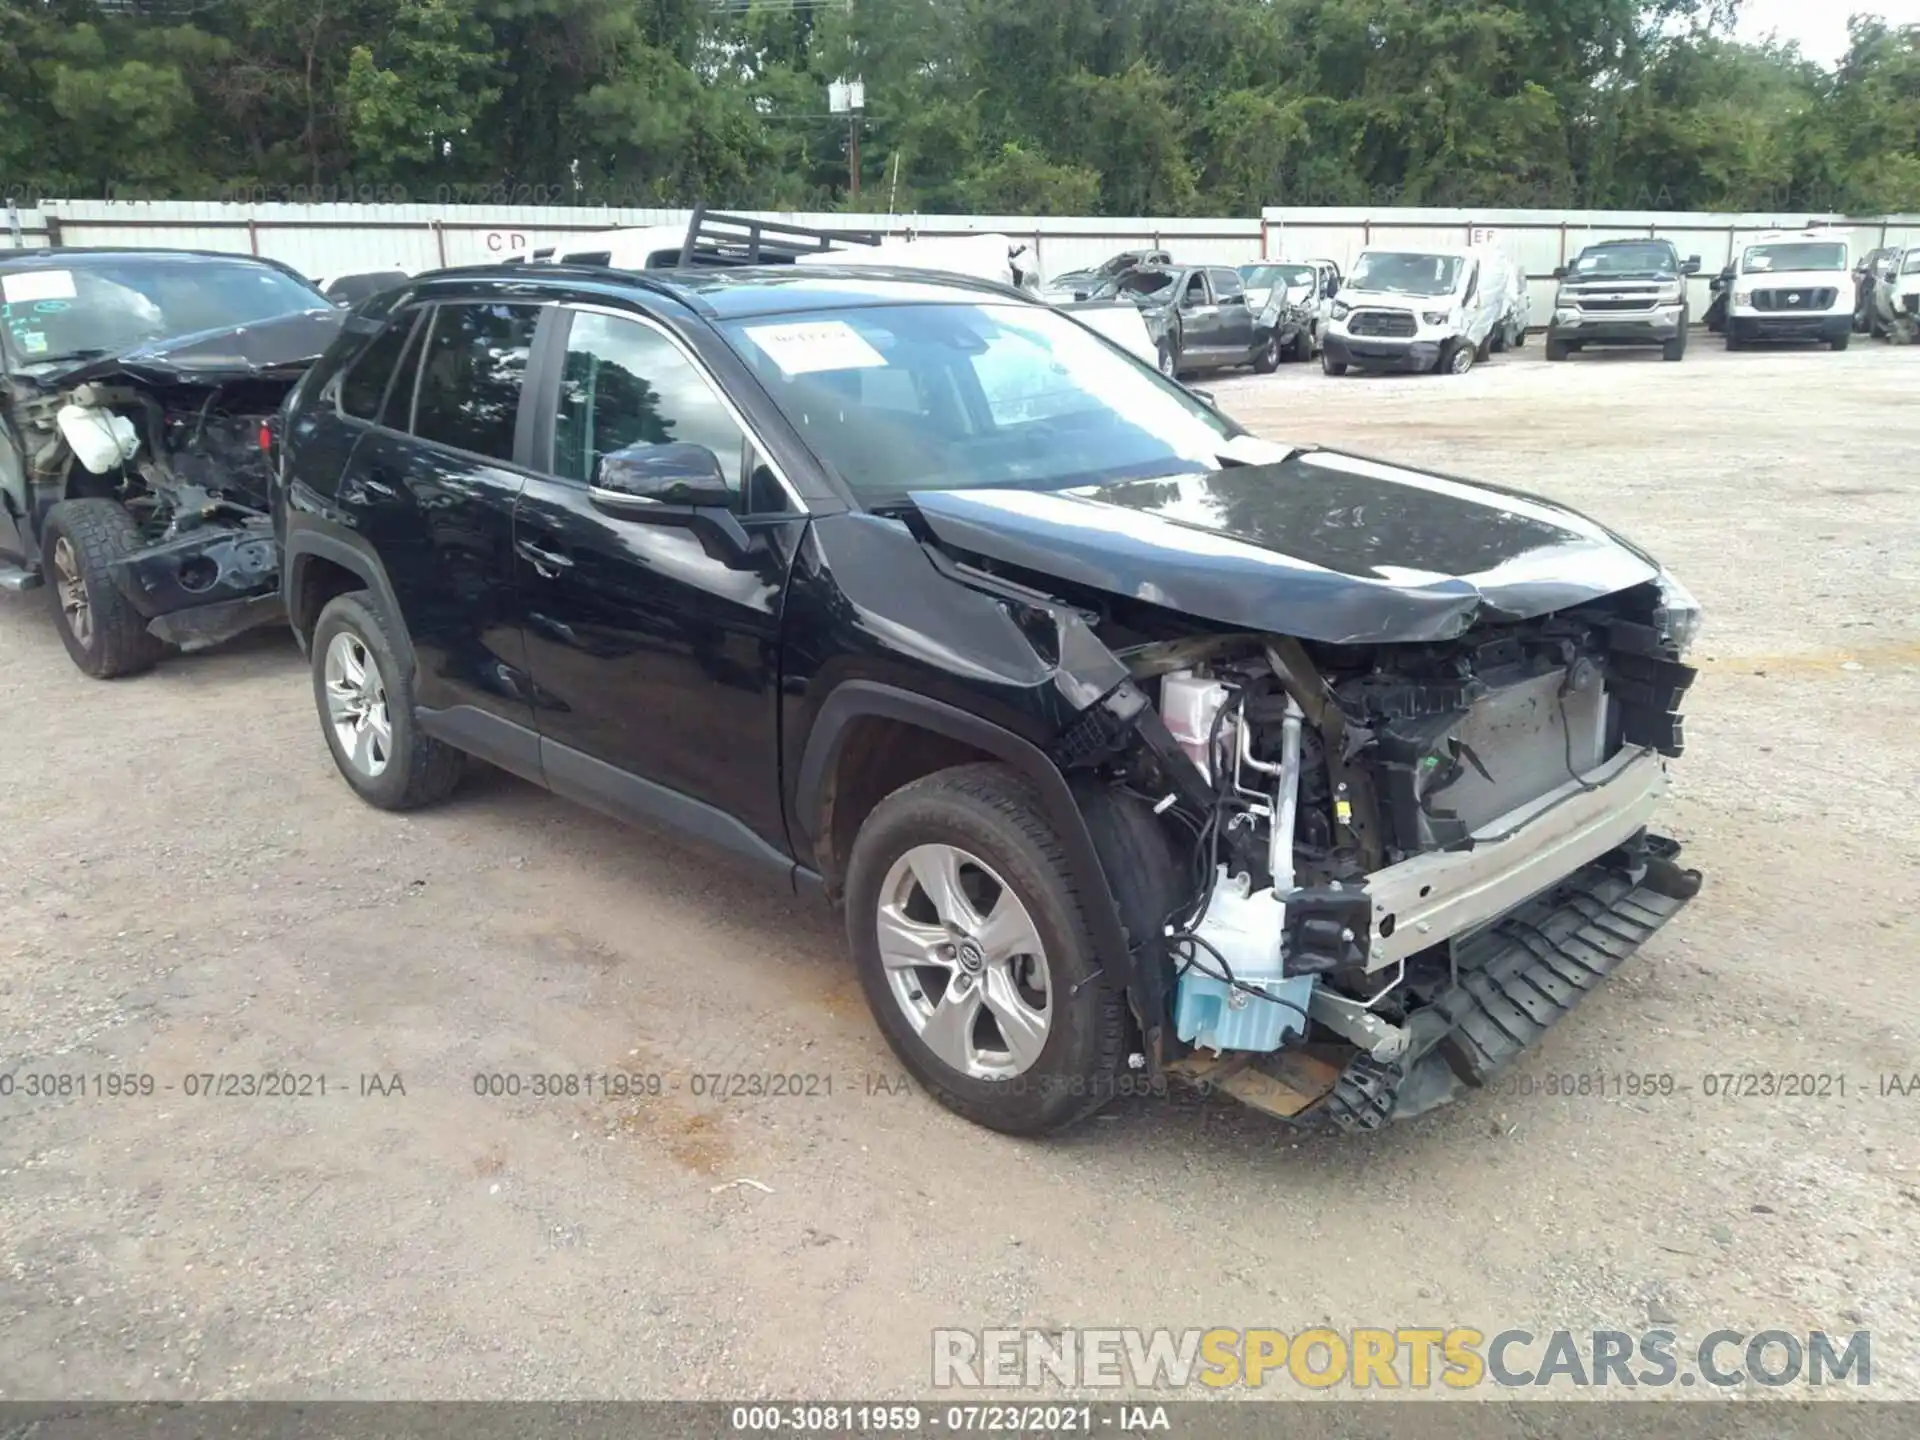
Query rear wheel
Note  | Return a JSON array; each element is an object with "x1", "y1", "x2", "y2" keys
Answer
[
  {"x1": 311, "y1": 590, "x2": 464, "y2": 811},
  {"x1": 843, "y1": 764, "x2": 1132, "y2": 1135},
  {"x1": 40, "y1": 499, "x2": 164, "y2": 679},
  {"x1": 1156, "y1": 338, "x2": 1179, "y2": 378}
]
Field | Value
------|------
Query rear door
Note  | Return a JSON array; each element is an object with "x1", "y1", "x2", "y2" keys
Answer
[
  {"x1": 1207, "y1": 267, "x2": 1255, "y2": 358},
  {"x1": 511, "y1": 303, "x2": 804, "y2": 861},
  {"x1": 337, "y1": 299, "x2": 545, "y2": 748},
  {"x1": 1176, "y1": 270, "x2": 1223, "y2": 357}
]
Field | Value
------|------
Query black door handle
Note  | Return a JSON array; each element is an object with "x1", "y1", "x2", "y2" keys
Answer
[{"x1": 515, "y1": 537, "x2": 575, "y2": 579}]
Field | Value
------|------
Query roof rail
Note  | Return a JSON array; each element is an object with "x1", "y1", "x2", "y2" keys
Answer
[{"x1": 678, "y1": 204, "x2": 884, "y2": 266}]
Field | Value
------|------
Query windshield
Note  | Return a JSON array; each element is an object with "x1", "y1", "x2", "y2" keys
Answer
[
  {"x1": 1742, "y1": 242, "x2": 1847, "y2": 274},
  {"x1": 0, "y1": 256, "x2": 328, "y2": 369},
  {"x1": 1348, "y1": 252, "x2": 1463, "y2": 297},
  {"x1": 1115, "y1": 271, "x2": 1176, "y2": 301},
  {"x1": 722, "y1": 302, "x2": 1237, "y2": 507},
  {"x1": 1570, "y1": 243, "x2": 1676, "y2": 278},
  {"x1": 1905, "y1": 252, "x2": 1920, "y2": 276}
]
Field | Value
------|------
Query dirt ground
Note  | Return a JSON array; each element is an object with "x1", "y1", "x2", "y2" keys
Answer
[{"x1": 1, "y1": 340, "x2": 1916, "y2": 1404}]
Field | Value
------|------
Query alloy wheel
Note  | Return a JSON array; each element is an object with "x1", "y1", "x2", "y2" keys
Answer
[
  {"x1": 52, "y1": 537, "x2": 91, "y2": 650},
  {"x1": 323, "y1": 630, "x2": 393, "y2": 779},
  {"x1": 875, "y1": 843, "x2": 1052, "y2": 1079}
]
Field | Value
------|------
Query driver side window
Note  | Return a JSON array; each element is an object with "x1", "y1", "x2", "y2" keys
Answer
[
  {"x1": 553, "y1": 311, "x2": 747, "y2": 502},
  {"x1": 1183, "y1": 272, "x2": 1209, "y2": 306}
]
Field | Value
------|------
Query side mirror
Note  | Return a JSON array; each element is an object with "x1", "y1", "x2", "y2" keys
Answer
[
  {"x1": 1551, "y1": 265, "x2": 1567, "y2": 280},
  {"x1": 1684, "y1": 256, "x2": 1702, "y2": 274},
  {"x1": 590, "y1": 441, "x2": 733, "y2": 516}
]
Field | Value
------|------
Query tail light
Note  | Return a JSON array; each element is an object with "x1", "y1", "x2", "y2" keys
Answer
[{"x1": 257, "y1": 420, "x2": 273, "y2": 454}]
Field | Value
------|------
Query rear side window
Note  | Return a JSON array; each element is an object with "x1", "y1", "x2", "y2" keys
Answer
[
  {"x1": 339, "y1": 312, "x2": 418, "y2": 421},
  {"x1": 412, "y1": 302, "x2": 541, "y2": 462},
  {"x1": 381, "y1": 312, "x2": 428, "y2": 430}
]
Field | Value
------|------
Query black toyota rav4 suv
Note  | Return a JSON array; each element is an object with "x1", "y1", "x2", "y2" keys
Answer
[{"x1": 272, "y1": 262, "x2": 1705, "y2": 1137}]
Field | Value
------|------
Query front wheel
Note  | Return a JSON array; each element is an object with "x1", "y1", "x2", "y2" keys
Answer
[
  {"x1": 311, "y1": 590, "x2": 465, "y2": 810},
  {"x1": 1442, "y1": 339, "x2": 1476, "y2": 375},
  {"x1": 1544, "y1": 337, "x2": 1571, "y2": 362},
  {"x1": 40, "y1": 499, "x2": 165, "y2": 679},
  {"x1": 1830, "y1": 332, "x2": 1850, "y2": 352},
  {"x1": 1662, "y1": 333, "x2": 1687, "y2": 362},
  {"x1": 1725, "y1": 331, "x2": 1745, "y2": 351},
  {"x1": 843, "y1": 764, "x2": 1132, "y2": 1135},
  {"x1": 1253, "y1": 331, "x2": 1283, "y2": 373},
  {"x1": 1320, "y1": 350, "x2": 1348, "y2": 376}
]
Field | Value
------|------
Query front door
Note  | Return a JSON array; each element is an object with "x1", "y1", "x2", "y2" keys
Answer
[
  {"x1": 513, "y1": 304, "x2": 804, "y2": 860},
  {"x1": 1176, "y1": 271, "x2": 1221, "y2": 358}
]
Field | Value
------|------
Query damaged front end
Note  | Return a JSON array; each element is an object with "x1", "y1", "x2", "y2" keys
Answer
[
  {"x1": 917, "y1": 464, "x2": 1705, "y2": 1131},
  {"x1": 9, "y1": 352, "x2": 313, "y2": 650}
]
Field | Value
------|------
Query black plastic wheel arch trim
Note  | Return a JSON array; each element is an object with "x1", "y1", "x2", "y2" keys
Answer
[{"x1": 795, "y1": 680, "x2": 1149, "y2": 1037}]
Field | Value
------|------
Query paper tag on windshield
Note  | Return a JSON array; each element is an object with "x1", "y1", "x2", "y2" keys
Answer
[
  {"x1": 19, "y1": 331, "x2": 49, "y2": 353},
  {"x1": 744, "y1": 320, "x2": 887, "y2": 375},
  {"x1": 1, "y1": 269, "x2": 78, "y2": 304}
]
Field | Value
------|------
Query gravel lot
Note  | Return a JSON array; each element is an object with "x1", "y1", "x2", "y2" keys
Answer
[{"x1": 2, "y1": 340, "x2": 1916, "y2": 1403}]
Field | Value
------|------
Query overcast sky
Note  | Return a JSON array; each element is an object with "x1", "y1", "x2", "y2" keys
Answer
[{"x1": 1737, "y1": 0, "x2": 1920, "y2": 66}]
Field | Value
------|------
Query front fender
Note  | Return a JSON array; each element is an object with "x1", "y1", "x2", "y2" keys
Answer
[{"x1": 795, "y1": 679, "x2": 1160, "y2": 1065}]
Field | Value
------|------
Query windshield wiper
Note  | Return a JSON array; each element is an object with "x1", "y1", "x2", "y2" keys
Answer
[{"x1": 17, "y1": 347, "x2": 112, "y2": 367}]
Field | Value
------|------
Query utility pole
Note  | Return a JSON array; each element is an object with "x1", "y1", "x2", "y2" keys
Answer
[{"x1": 830, "y1": 77, "x2": 865, "y2": 201}]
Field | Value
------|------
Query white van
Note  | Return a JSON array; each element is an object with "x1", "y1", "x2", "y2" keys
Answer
[
  {"x1": 1725, "y1": 231, "x2": 1853, "y2": 351},
  {"x1": 1321, "y1": 246, "x2": 1511, "y2": 376}
]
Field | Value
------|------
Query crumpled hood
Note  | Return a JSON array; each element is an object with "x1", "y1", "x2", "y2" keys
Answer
[
  {"x1": 48, "y1": 308, "x2": 346, "y2": 387},
  {"x1": 910, "y1": 449, "x2": 1662, "y2": 645}
]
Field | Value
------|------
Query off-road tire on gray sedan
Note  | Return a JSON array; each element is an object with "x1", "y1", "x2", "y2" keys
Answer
[
  {"x1": 41, "y1": 499, "x2": 165, "y2": 679},
  {"x1": 311, "y1": 590, "x2": 464, "y2": 811},
  {"x1": 844, "y1": 764, "x2": 1137, "y2": 1135}
]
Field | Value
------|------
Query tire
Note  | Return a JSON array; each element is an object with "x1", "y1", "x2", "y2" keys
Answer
[
  {"x1": 40, "y1": 499, "x2": 165, "y2": 679},
  {"x1": 1290, "y1": 328, "x2": 1312, "y2": 362},
  {"x1": 1490, "y1": 327, "x2": 1508, "y2": 355},
  {"x1": 1253, "y1": 331, "x2": 1282, "y2": 374},
  {"x1": 843, "y1": 763, "x2": 1133, "y2": 1135},
  {"x1": 1725, "y1": 331, "x2": 1744, "y2": 351},
  {"x1": 1545, "y1": 338, "x2": 1571, "y2": 362},
  {"x1": 1476, "y1": 332, "x2": 1494, "y2": 361},
  {"x1": 1320, "y1": 350, "x2": 1347, "y2": 376},
  {"x1": 1662, "y1": 333, "x2": 1686, "y2": 362},
  {"x1": 1156, "y1": 338, "x2": 1179, "y2": 379},
  {"x1": 1511, "y1": 324, "x2": 1527, "y2": 349},
  {"x1": 310, "y1": 590, "x2": 464, "y2": 811},
  {"x1": 1830, "y1": 332, "x2": 1850, "y2": 352},
  {"x1": 1442, "y1": 339, "x2": 1475, "y2": 375}
]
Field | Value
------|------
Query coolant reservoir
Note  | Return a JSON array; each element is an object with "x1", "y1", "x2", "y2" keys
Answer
[
  {"x1": 1159, "y1": 671, "x2": 1233, "y2": 781},
  {"x1": 57, "y1": 405, "x2": 140, "y2": 474}
]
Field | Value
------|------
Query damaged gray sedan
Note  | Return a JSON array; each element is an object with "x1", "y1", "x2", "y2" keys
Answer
[{"x1": 0, "y1": 249, "x2": 343, "y2": 676}]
